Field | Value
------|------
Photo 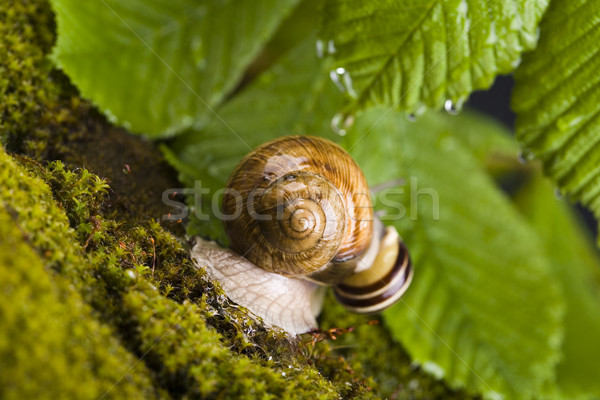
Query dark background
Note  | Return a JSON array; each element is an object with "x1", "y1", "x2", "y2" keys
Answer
[{"x1": 468, "y1": 75, "x2": 516, "y2": 129}]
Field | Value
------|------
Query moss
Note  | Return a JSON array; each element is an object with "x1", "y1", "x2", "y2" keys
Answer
[
  {"x1": 0, "y1": 0, "x2": 467, "y2": 398},
  {"x1": 0, "y1": 170, "x2": 158, "y2": 400},
  {"x1": 318, "y1": 294, "x2": 479, "y2": 399},
  {"x1": 0, "y1": 0, "x2": 60, "y2": 156}
]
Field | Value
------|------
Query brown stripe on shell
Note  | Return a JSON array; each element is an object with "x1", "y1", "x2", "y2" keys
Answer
[
  {"x1": 335, "y1": 240, "x2": 409, "y2": 297},
  {"x1": 334, "y1": 240, "x2": 413, "y2": 313}
]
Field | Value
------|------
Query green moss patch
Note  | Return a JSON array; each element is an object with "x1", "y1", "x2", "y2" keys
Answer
[{"x1": 0, "y1": 155, "x2": 158, "y2": 399}]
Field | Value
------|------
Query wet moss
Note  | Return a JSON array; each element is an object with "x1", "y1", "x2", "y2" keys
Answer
[
  {"x1": 0, "y1": 154, "x2": 159, "y2": 399},
  {"x1": 0, "y1": 214, "x2": 158, "y2": 400},
  {"x1": 318, "y1": 294, "x2": 479, "y2": 399},
  {"x1": 0, "y1": 0, "x2": 59, "y2": 156}
]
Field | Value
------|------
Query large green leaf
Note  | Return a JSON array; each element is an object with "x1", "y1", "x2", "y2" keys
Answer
[
  {"x1": 319, "y1": 0, "x2": 548, "y2": 115},
  {"x1": 512, "y1": 0, "x2": 600, "y2": 243},
  {"x1": 50, "y1": 0, "x2": 299, "y2": 137},
  {"x1": 515, "y1": 176, "x2": 600, "y2": 399},
  {"x1": 344, "y1": 109, "x2": 563, "y2": 399},
  {"x1": 162, "y1": 36, "x2": 345, "y2": 242}
]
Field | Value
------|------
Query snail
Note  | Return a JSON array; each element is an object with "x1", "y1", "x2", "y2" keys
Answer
[{"x1": 191, "y1": 136, "x2": 412, "y2": 334}]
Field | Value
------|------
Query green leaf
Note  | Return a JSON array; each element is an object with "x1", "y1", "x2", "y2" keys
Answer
[
  {"x1": 415, "y1": 109, "x2": 518, "y2": 165},
  {"x1": 343, "y1": 109, "x2": 564, "y2": 399},
  {"x1": 512, "y1": 0, "x2": 600, "y2": 243},
  {"x1": 50, "y1": 0, "x2": 299, "y2": 137},
  {"x1": 319, "y1": 0, "x2": 548, "y2": 114},
  {"x1": 162, "y1": 36, "x2": 345, "y2": 242},
  {"x1": 515, "y1": 175, "x2": 600, "y2": 399}
]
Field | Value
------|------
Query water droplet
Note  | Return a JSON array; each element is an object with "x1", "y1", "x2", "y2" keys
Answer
[
  {"x1": 315, "y1": 39, "x2": 325, "y2": 58},
  {"x1": 331, "y1": 113, "x2": 347, "y2": 136},
  {"x1": 331, "y1": 68, "x2": 358, "y2": 97},
  {"x1": 422, "y1": 361, "x2": 445, "y2": 379},
  {"x1": 518, "y1": 150, "x2": 536, "y2": 163},
  {"x1": 103, "y1": 108, "x2": 118, "y2": 124},
  {"x1": 342, "y1": 71, "x2": 358, "y2": 98},
  {"x1": 327, "y1": 40, "x2": 336, "y2": 54},
  {"x1": 554, "y1": 188, "x2": 564, "y2": 201},
  {"x1": 413, "y1": 103, "x2": 427, "y2": 117},
  {"x1": 444, "y1": 99, "x2": 463, "y2": 115},
  {"x1": 330, "y1": 69, "x2": 346, "y2": 92},
  {"x1": 343, "y1": 114, "x2": 355, "y2": 130},
  {"x1": 406, "y1": 112, "x2": 417, "y2": 122}
]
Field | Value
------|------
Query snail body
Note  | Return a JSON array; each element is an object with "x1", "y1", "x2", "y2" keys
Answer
[{"x1": 191, "y1": 136, "x2": 412, "y2": 334}]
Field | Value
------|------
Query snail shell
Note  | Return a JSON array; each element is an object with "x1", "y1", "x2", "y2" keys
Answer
[
  {"x1": 191, "y1": 135, "x2": 413, "y2": 333},
  {"x1": 222, "y1": 136, "x2": 373, "y2": 284}
]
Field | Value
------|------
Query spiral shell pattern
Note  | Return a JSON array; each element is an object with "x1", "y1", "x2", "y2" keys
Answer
[{"x1": 223, "y1": 136, "x2": 373, "y2": 278}]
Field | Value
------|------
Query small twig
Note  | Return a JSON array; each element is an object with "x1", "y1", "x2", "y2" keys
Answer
[{"x1": 83, "y1": 216, "x2": 102, "y2": 250}]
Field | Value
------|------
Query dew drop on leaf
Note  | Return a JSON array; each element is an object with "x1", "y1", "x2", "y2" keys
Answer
[
  {"x1": 554, "y1": 187, "x2": 565, "y2": 201},
  {"x1": 413, "y1": 103, "x2": 427, "y2": 117},
  {"x1": 554, "y1": 188, "x2": 564, "y2": 201},
  {"x1": 517, "y1": 151, "x2": 528, "y2": 164},
  {"x1": 330, "y1": 69, "x2": 346, "y2": 93},
  {"x1": 315, "y1": 39, "x2": 325, "y2": 58},
  {"x1": 444, "y1": 99, "x2": 463, "y2": 115},
  {"x1": 342, "y1": 114, "x2": 355, "y2": 131},
  {"x1": 327, "y1": 40, "x2": 336, "y2": 54},
  {"x1": 518, "y1": 150, "x2": 535, "y2": 163},
  {"x1": 331, "y1": 113, "x2": 347, "y2": 136},
  {"x1": 342, "y1": 71, "x2": 358, "y2": 98}
]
